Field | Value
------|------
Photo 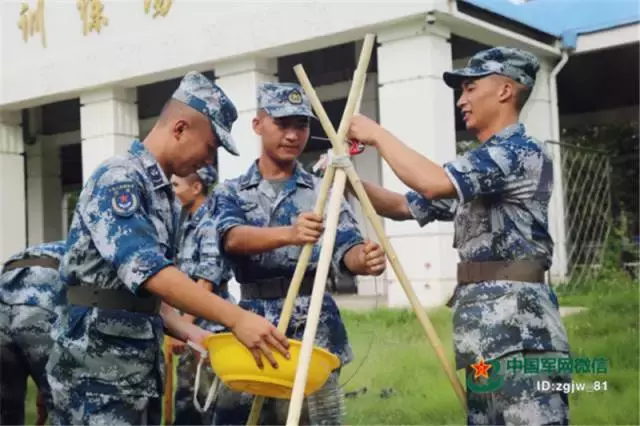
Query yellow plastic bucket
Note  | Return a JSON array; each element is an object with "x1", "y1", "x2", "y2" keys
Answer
[{"x1": 201, "y1": 332, "x2": 341, "y2": 399}]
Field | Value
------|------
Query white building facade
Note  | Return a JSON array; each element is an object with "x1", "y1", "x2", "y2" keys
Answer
[{"x1": 2, "y1": 0, "x2": 637, "y2": 307}]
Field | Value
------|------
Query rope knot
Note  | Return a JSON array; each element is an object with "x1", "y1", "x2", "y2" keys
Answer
[{"x1": 330, "y1": 153, "x2": 352, "y2": 169}]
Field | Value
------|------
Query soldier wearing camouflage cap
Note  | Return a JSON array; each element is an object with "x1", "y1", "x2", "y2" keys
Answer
[
  {"x1": 169, "y1": 164, "x2": 236, "y2": 425},
  {"x1": 45, "y1": 72, "x2": 290, "y2": 425},
  {"x1": 211, "y1": 82, "x2": 387, "y2": 425},
  {"x1": 342, "y1": 46, "x2": 572, "y2": 424}
]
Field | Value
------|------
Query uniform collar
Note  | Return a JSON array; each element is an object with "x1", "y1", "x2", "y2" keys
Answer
[
  {"x1": 129, "y1": 140, "x2": 171, "y2": 191},
  {"x1": 190, "y1": 200, "x2": 209, "y2": 225},
  {"x1": 181, "y1": 199, "x2": 209, "y2": 232},
  {"x1": 484, "y1": 122, "x2": 526, "y2": 146},
  {"x1": 238, "y1": 160, "x2": 314, "y2": 191}
]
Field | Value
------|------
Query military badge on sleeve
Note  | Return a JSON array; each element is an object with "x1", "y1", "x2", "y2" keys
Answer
[{"x1": 109, "y1": 183, "x2": 140, "y2": 217}]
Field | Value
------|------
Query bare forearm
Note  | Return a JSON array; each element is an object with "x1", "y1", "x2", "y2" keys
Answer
[
  {"x1": 181, "y1": 279, "x2": 212, "y2": 323},
  {"x1": 160, "y1": 303, "x2": 193, "y2": 341},
  {"x1": 224, "y1": 225, "x2": 291, "y2": 255},
  {"x1": 343, "y1": 245, "x2": 368, "y2": 275},
  {"x1": 352, "y1": 181, "x2": 413, "y2": 221},
  {"x1": 373, "y1": 129, "x2": 456, "y2": 199},
  {"x1": 144, "y1": 266, "x2": 243, "y2": 329}
]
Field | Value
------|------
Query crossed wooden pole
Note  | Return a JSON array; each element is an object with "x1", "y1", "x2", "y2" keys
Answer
[{"x1": 246, "y1": 33, "x2": 467, "y2": 426}]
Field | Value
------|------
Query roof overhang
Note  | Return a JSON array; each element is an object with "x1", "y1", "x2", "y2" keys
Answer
[
  {"x1": 432, "y1": 3, "x2": 562, "y2": 58},
  {"x1": 574, "y1": 22, "x2": 640, "y2": 54}
]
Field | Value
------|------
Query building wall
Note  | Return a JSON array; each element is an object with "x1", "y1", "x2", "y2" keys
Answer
[
  {"x1": 2, "y1": 1, "x2": 438, "y2": 109},
  {"x1": 4, "y1": 2, "x2": 594, "y2": 308}
]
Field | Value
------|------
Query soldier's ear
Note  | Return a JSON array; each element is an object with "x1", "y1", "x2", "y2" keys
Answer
[
  {"x1": 173, "y1": 119, "x2": 188, "y2": 140},
  {"x1": 192, "y1": 181, "x2": 203, "y2": 196},
  {"x1": 497, "y1": 80, "x2": 513, "y2": 104},
  {"x1": 252, "y1": 116, "x2": 263, "y2": 136}
]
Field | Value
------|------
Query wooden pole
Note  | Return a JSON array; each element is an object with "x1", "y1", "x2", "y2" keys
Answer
[
  {"x1": 163, "y1": 338, "x2": 174, "y2": 424},
  {"x1": 245, "y1": 165, "x2": 336, "y2": 425},
  {"x1": 245, "y1": 55, "x2": 369, "y2": 426},
  {"x1": 284, "y1": 34, "x2": 376, "y2": 426},
  {"x1": 292, "y1": 40, "x2": 468, "y2": 411}
]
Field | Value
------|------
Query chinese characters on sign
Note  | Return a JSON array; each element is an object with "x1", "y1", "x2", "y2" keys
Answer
[
  {"x1": 144, "y1": 0, "x2": 173, "y2": 18},
  {"x1": 17, "y1": 0, "x2": 175, "y2": 45},
  {"x1": 77, "y1": 0, "x2": 109, "y2": 35},
  {"x1": 17, "y1": 0, "x2": 47, "y2": 48}
]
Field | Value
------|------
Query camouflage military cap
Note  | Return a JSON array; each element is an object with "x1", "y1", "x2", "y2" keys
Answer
[
  {"x1": 172, "y1": 71, "x2": 240, "y2": 156},
  {"x1": 258, "y1": 82, "x2": 317, "y2": 119},
  {"x1": 196, "y1": 165, "x2": 217, "y2": 187},
  {"x1": 443, "y1": 46, "x2": 540, "y2": 90}
]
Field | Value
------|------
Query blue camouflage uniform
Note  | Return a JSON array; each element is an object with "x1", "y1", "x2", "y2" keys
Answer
[
  {"x1": 406, "y1": 47, "x2": 571, "y2": 425},
  {"x1": 45, "y1": 71, "x2": 239, "y2": 426},
  {"x1": 0, "y1": 241, "x2": 66, "y2": 425},
  {"x1": 211, "y1": 82, "x2": 363, "y2": 425},
  {"x1": 173, "y1": 165, "x2": 235, "y2": 426}
]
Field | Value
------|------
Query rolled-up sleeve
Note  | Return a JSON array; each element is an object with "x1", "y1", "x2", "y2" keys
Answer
[
  {"x1": 213, "y1": 185, "x2": 247, "y2": 240},
  {"x1": 81, "y1": 168, "x2": 172, "y2": 294},
  {"x1": 333, "y1": 198, "x2": 365, "y2": 275},
  {"x1": 443, "y1": 143, "x2": 519, "y2": 204},
  {"x1": 405, "y1": 191, "x2": 458, "y2": 226}
]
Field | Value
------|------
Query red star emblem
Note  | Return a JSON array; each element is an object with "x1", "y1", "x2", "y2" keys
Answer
[
  {"x1": 119, "y1": 194, "x2": 129, "y2": 203},
  {"x1": 470, "y1": 358, "x2": 492, "y2": 380}
]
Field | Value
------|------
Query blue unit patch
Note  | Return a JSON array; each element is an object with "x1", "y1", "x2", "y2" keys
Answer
[{"x1": 110, "y1": 183, "x2": 140, "y2": 217}]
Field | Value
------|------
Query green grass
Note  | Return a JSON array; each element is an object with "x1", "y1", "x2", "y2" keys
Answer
[
  {"x1": 338, "y1": 273, "x2": 639, "y2": 425},
  {"x1": 25, "y1": 275, "x2": 638, "y2": 425}
]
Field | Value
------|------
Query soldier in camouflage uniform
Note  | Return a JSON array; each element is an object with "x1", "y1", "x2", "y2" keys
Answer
[
  {"x1": 0, "y1": 240, "x2": 66, "y2": 425},
  {"x1": 45, "y1": 71, "x2": 290, "y2": 426},
  {"x1": 344, "y1": 47, "x2": 572, "y2": 425},
  {"x1": 211, "y1": 82, "x2": 387, "y2": 425},
  {"x1": 171, "y1": 165, "x2": 235, "y2": 425}
]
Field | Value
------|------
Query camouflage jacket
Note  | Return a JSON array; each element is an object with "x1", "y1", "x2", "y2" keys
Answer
[
  {"x1": 407, "y1": 123, "x2": 570, "y2": 369},
  {"x1": 213, "y1": 160, "x2": 364, "y2": 364},
  {"x1": 47, "y1": 139, "x2": 176, "y2": 397}
]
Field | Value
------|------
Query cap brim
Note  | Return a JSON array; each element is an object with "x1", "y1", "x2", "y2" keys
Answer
[
  {"x1": 265, "y1": 106, "x2": 317, "y2": 120},
  {"x1": 212, "y1": 122, "x2": 239, "y2": 156},
  {"x1": 443, "y1": 68, "x2": 493, "y2": 89}
]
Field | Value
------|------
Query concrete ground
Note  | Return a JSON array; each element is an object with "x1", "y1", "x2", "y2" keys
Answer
[{"x1": 334, "y1": 294, "x2": 587, "y2": 317}]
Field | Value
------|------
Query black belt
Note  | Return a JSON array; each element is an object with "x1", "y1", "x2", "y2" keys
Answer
[
  {"x1": 2, "y1": 256, "x2": 60, "y2": 273},
  {"x1": 67, "y1": 285, "x2": 161, "y2": 315},
  {"x1": 240, "y1": 275, "x2": 316, "y2": 300},
  {"x1": 457, "y1": 260, "x2": 546, "y2": 285}
]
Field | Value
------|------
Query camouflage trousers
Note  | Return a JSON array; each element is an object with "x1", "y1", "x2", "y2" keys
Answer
[
  {"x1": 211, "y1": 370, "x2": 344, "y2": 425},
  {"x1": 465, "y1": 351, "x2": 571, "y2": 425},
  {"x1": 48, "y1": 373, "x2": 163, "y2": 425},
  {"x1": 0, "y1": 302, "x2": 56, "y2": 425},
  {"x1": 173, "y1": 349, "x2": 216, "y2": 425}
]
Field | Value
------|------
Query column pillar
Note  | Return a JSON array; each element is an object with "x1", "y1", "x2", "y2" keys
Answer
[
  {"x1": 214, "y1": 58, "x2": 277, "y2": 302},
  {"x1": 25, "y1": 107, "x2": 63, "y2": 245},
  {"x1": 80, "y1": 88, "x2": 139, "y2": 183},
  {"x1": 214, "y1": 58, "x2": 277, "y2": 181},
  {"x1": 521, "y1": 60, "x2": 568, "y2": 281},
  {"x1": 0, "y1": 111, "x2": 27, "y2": 262},
  {"x1": 376, "y1": 19, "x2": 459, "y2": 308}
]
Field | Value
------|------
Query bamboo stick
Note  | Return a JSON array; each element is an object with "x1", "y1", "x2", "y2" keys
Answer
[
  {"x1": 292, "y1": 38, "x2": 468, "y2": 411},
  {"x1": 285, "y1": 34, "x2": 376, "y2": 426},
  {"x1": 245, "y1": 41, "x2": 370, "y2": 426}
]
